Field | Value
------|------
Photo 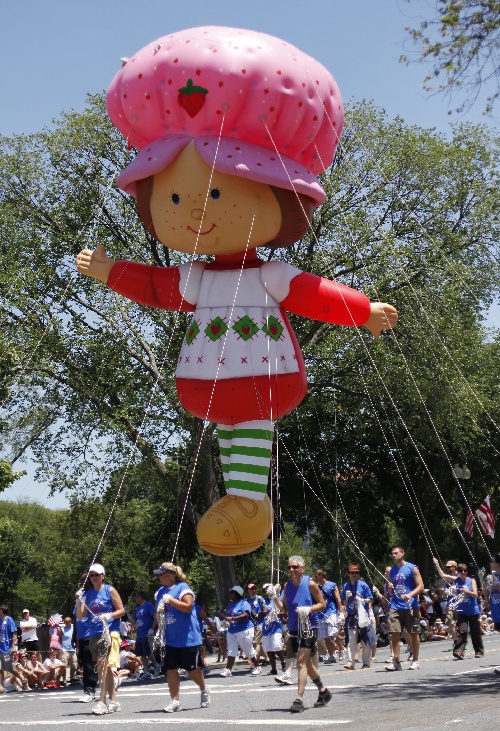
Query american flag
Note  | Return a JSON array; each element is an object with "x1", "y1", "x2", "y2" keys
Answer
[
  {"x1": 465, "y1": 509, "x2": 474, "y2": 537},
  {"x1": 476, "y1": 496, "x2": 495, "y2": 538},
  {"x1": 48, "y1": 613, "x2": 62, "y2": 627}
]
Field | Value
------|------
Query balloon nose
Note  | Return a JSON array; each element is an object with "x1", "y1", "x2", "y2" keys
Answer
[{"x1": 191, "y1": 209, "x2": 204, "y2": 221}]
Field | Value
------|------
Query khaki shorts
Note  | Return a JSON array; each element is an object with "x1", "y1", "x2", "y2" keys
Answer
[
  {"x1": 387, "y1": 608, "x2": 420, "y2": 634},
  {"x1": 253, "y1": 625, "x2": 263, "y2": 645},
  {"x1": 89, "y1": 632, "x2": 121, "y2": 667},
  {"x1": 61, "y1": 650, "x2": 78, "y2": 670}
]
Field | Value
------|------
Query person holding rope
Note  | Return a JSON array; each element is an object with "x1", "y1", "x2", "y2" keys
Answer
[
  {"x1": 153, "y1": 561, "x2": 209, "y2": 713},
  {"x1": 341, "y1": 565, "x2": 375, "y2": 670},
  {"x1": 281, "y1": 555, "x2": 331, "y2": 713},
  {"x1": 434, "y1": 561, "x2": 483, "y2": 659},
  {"x1": 433, "y1": 557, "x2": 459, "y2": 643},
  {"x1": 75, "y1": 563, "x2": 125, "y2": 715},
  {"x1": 386, "y1": 546, "x2": 424, "y2": 671},
  {"x1": 314, "y1": 569, "x2": 343, "y2": 664},
  {"x1": 219, "y1": 586, "x2": 261, "y2": 677}
]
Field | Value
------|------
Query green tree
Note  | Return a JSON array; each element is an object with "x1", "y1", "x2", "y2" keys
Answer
[
  {"x1": 0, "y1": 96, "x2": 499, "y2": 595},
  {"x1": 402, "y1": 0, "x2": 500, "y2": 113}
]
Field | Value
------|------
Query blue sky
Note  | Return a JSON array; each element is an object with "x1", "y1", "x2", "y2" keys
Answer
[{"x1": 1, "y1": 0, "x2": 498, "y2": 508}]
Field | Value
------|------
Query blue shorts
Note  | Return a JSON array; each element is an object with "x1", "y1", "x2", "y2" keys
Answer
[
  {"x1": 161, "y1": 645, "x2": 201, "y2": 673},
  {"x1": 134, "y1": 636, "x2": 151, "y2": 657}
]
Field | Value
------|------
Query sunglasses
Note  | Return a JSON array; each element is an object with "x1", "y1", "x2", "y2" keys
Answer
[
  {"x1": 349, "y1": 572, "x2": 359, "y2": 575},
  {"x1": 458, "y1": 569, "x2": 468, "y2": 573},
  {"x1": 288, "y1": 565, "x2": 302, "y2": 570},
  {"x1": 160, "y1": 569, "x2": 176, "y2": 576}
]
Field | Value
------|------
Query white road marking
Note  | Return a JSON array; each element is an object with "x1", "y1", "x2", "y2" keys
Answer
[{"x1": 0, "y1": 720, "x2": 352, "y2": 726}]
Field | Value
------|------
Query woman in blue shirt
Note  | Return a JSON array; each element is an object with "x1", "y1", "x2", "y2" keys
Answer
[
  {"x1": 76, "y1": 563, "x2": 125, "y2": 715},
  {"x1": 452, "y1": 563, "x2": 483, "y2": 659},
  {"x1": 219, "y1": 586, "x2": 260, "y2": 677},
  {"x1": 154, "y1": 562, "x2": 209, "y2": 713}
]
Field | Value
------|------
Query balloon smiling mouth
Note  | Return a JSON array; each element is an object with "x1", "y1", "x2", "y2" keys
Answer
[{"x1": 188, "y1": 224, "x2": 216, "y2": 235}]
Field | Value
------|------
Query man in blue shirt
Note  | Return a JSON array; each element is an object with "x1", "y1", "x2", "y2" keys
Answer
[
  {"x1": 386, "y1": 546, "x2": 424, "y2": 671},
  {"x1": 0, "y1": 604, "x2": 18, "y2": 686}
]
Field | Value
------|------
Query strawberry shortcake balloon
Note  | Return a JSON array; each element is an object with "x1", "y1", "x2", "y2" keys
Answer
[{"x1": 76, "y1": 26, "x2": 397, "y2": 556}]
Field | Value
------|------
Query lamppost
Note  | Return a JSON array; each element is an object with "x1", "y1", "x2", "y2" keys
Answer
[{"x1": 453, "y1": 463, "x2": 478, "y2": 583}]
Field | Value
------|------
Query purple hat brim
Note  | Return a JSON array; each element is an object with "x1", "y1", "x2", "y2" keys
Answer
[{"x1": 116, "y1": 134, "x2": 326, "y2": 207}]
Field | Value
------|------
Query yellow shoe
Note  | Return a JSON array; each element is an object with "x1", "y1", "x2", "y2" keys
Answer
[{"x1": 196, "y1": 494, "x2": 273, "y2": 556}]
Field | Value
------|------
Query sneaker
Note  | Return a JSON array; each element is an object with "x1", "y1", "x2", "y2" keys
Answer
[
  {"x1": 251, "y1": 666, "x2": 262, "y2": 676},
  {"x1": 408, "y1": 661, "x2": 420, "y2": 670},
  {"x1": 386, "y1": 659, "x2": 402, "y2": 672},
  {"x1": 313, "y1": 688, "x2": 332, "y2": 708},
  {"x1": 220, "y1": 668, "x2": 232, "y2": 677},
  {"x1": 92, "y1": 701, "x2": 109, "y2": 715},
  {"x1": 475, "y1": 651, "x2": 484, "y2": 658},
  {"x1": 79, "y1": 691, "x2": 95, "y2": 703},
  {"x1": 152, "y1": 664, "x2": 161, "y2": 678},
  {"x1": 108, "y1": 700, "x2": 121, "y2": 714},
  {"x1": 178, "y1": 669, "x2": 186, "y2": 677},
  {"x1": 408, "y1": 653, "x2": 413, "y2": 662},
  {"x1": 200, "y1": 689, "x2": 210, "y2": 708},
  {"x1": 344, "y1": 662, "x2": 355, "y2": 670},
  {"x1": 275, "y1": 672, "x2": 293, "y2": 685},
  {"x1": 140, "y1": 671, "x2": 152, "y2": 680},
  {"x1": 290, "y1": 699, "x2": 304, "y2": 713},
  {"x1": 114, "y1": 676, "x2": 122, "y2": 690},
  {"x1": 163, "y1": 700, "x2": 182, "y2": 713},
  {"x1": 361, "y1": 664, "x2": 370, "y2": 669},
  {"x1": 453, "y1": 652, "x2": 464, "y2": 660},
  {"x1": 318, "y1": 655, "x2": 325, "y2": 662},
  {"x1": 324, "y1": 655, "x2": 337, "y2": 664},
  {"x1": 267, "y1": 669, "x2": 278, "y2": 675},
  {"x1": 385, "y1": 656, "x2": 394, "y2": 664}
]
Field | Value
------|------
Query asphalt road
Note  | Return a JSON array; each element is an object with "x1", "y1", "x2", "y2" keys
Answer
[{"x1": 2, "y1": 634, "x2": 500, "y2": 731}]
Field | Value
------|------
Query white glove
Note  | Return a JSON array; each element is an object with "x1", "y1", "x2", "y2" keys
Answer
[
  {"x1": 372, "y1": 586, "x2": 381, "y2": 598},
  {"x1": 296, "y1": 605, "x2": 311, "y2": 615},
  {"x1": 163, "y1": 594, "x2": 171, "y2": 605},
  {"x1": 100, "y1": 613, "x2": 111, "y2": 622},
  {"x1": 345, "y1": 591, "x2": 352, "y2": 600},
  {"x1": 75, "y1": 588, "x2": 84, "y2": 600},
  {"x1": 147, "y1": 629, "x2": 155, "y2": 637}
]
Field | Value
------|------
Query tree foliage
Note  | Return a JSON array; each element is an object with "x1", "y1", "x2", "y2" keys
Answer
[
  {"x1": 402, "y1": 0, "x2": 500, "y2": 114},
  {"x1": 0, "y1": 95, "x2": 499, "y2": 597}
]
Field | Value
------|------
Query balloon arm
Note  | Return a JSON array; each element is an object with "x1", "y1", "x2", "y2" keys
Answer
[
  {"x1": 279, "y1": 271, "x2": 371, "y2": 327},
  {"x1": 107, "y1": 260, "x2": 196, "y2": 312}
]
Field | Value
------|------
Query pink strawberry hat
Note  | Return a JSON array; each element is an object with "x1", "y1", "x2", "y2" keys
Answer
[{"x1": 107, "y1": 26, "x2": 344, "y2": 207}]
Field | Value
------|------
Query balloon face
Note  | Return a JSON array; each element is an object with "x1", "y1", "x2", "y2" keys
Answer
[{"x1": 149, "y1": 143, "x2": 282, "y2": 255}]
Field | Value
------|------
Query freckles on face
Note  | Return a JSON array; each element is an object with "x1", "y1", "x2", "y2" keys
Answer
[{"x1": 149, "y1": 142, "x2": 282, "y2": 255}]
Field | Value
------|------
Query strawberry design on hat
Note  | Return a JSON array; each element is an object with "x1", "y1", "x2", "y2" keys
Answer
[{"x1": 178, "y1": 78, "x2": 209, "y2": 118}]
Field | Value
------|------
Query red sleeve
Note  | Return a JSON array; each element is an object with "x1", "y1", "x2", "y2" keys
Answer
[
  {"x1": 280, "y1": 271, "x2": 370, "y2": 326},
  {"x1": 107, "y1": 261, "x2": 195, "y2": 312}
]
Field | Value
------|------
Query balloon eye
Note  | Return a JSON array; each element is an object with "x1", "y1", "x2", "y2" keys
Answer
[
  {"x1": 210, "y1": 188, "x2": 221, "y2": 200},
  {"x1": 171, "y1": 193, "x2": 180, "y2": 205}
]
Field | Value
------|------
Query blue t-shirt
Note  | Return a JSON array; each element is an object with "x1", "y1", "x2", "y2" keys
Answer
[
  {"x1": 262, "y1": 598, "x2": 283, "y2": 636},
  {"x1": 74, "y1": 602, "x2": 91, "y2": 641},
  {"x1": 84, "y1": 584, "x2": 120, "y2": 636},
  {"x1": 489, "y1": 573, "x2": 500, "y2": 622},
  {"x1": 285, "y1": 575, "x2": 317, "y2": 632},
  {"x1": 389, "y1": 563, "x2": 419, "y2": 610},
  {"x1": 61, "y1": 624, "x2": 74, "y2": 651},
  {"x1": 0, "y1": 616, "x2": 16, "y2": 653},
  {"x1": 134, "y1": 601, "x2": 155, "y2": 639},
  {"x1": 455, "y1": 576, "x2": 480, "y2": 615},
  {"x1": 341, "y1": 580, "x2": 372, "y2": 616},
  {"x1": 317, "y1": 581, "x2": 339, "y2": 617},
  {"x1": 247, "y1": 595, "x2": 265, "y2": 627},
  {"x1": 225, "y1": 599, "x2": 254, "y2": 634},
  {"x1": 155, "y1": 582, "x2": 201, "y2": 648}
]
